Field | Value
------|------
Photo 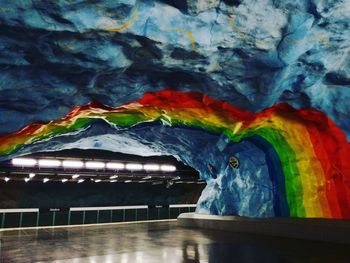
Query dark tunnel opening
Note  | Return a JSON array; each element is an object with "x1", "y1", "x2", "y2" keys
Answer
[{"x1": 0, "y1": 149, "x2": 204, "y2": 210}]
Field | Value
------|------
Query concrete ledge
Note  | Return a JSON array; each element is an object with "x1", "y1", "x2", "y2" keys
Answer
[{"x1": 177, "y1": 213, "x2": 350, "y2": 244}]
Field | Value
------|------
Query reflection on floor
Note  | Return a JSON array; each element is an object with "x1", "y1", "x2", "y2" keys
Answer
[{"x1": 1, "y1": 221, "x2": 350, "y2": 263}]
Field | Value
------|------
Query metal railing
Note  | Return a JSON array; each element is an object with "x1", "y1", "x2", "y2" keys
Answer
[{"x1": 0, "y1": 204, "x2": 196, "y2": 229}]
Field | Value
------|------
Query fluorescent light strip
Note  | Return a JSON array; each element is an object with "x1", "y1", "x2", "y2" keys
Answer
[
  {"x1": 109, "y1": 175, "x2": 118, "y2": 179},
  {"x1": 143, "y1": 164, "x2": 160, "y2": 171},
  {"x1": 62, "y1": 160, "x2": 84, "y2": 168},
  {"x1": 4, "y1": 177, "x2": 10, "y2": 182},
  {"x1": 160, "y1": 165, "x2": 176, "y2": 172},
  {"x1": 94, "y1": 179, "x2": 101, "y2": 183},
  {"x1": 106, "y1": 162, "x2": 125, "y2": 170},
  {"x1": 110, "y1": 180, "x2": 117, "y2": 183},
  {"x1": 124, "y1": 180, "x2": 132, "y2": 183},
  {"x1": 12, "y1": 158, "x2": 37, "y2": 167},
  {"x1": 125, "y1": 163, "x2": 143, "y2": 171},
  {"x1": 78, "y1": 179, "x2": 85, "y2": 183},
  {"x1": 62, "y1": 179, "x2": 68, "y2": 183},
  {"x1": 38, "y1": 159, "x2": 61, "y2": 167},
  {"x1": 85, "y1": 161, "x2": 105, "y2": 169},
  {"x1": 72, "y1": 174, "x2": 80, "y2": 179},
  {"x1": 29, "y1": 173, "x2": 35, "y2": 178},
  {"x1": 24, "y1": 177, "x2": 30, "y2": 182},
  {"x1": 43, "y1": 178, "x2": 49, "y2": 183}
]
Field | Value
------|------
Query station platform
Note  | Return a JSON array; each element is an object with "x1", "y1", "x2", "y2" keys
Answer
[
  {"x1": 1, "y1": 220, "x2": 350, "y2": 262},
  {"x1": 178, "y1": 213, "x2": 350, "y2": 245}
]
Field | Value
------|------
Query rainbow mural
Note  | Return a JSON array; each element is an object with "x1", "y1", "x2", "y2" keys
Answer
[{"x1": 0, "y1": 89, "x2": 349, "y2": 218}]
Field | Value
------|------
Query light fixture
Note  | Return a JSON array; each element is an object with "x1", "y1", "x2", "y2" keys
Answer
[
  {"x1": 143, "y1": 164, "x2": 160, "y2": 171},
  {"x1": 62, "y1": 179, "x2": 68, "y2": 183},
  {"x1": 109, "y1": 175, "x2": 118, "y2": 179},
  {"x1": 94, "y1": 179, "x2": 101, "y2": 183},
  {"x1": 4, "y1": 177, "x2": 10, "y2": 182},
  {"x1": 38, "y1": 159, "x2": 61, "y2": 167},
  {"x1": 110, "y1": 180, "x2": 117, "y2": 183},
  {"x1": 124, "y1": 180, "x2": 132, "y2": 183},
  {"x1": 29, "y1": 173, "x2": 36, "y2": 178},
  {"x1": 125, "y1": 163, "x2": 143, "y2": 171},
  {"x1": 62, "y1": 160, "x2": 84, "y2": 168},
  {"x1": 85, "y1": 161, "x2": 105, "y2": 169},
  {"x1": 78, "y1": 179, "x2": 85, "y2": 183},
  {"x1": 43, "y1": 178, "x2": 49, "y2": 183},
  {"x1": 12, "y1": 158, "x2": 37, "y2": 167},
  {"x1": 166, "y1": 180, "x2": 174, "y2": 188},
  {"x1": 160, "y1": 165, "x2": 176, "y2": 172},
  {"x1": 72, "y1": 174, "x2": 80, "y2": 179},
  {"x1": 106, "y1": 162, "x2": 125, "y2": 170},
  {"x1": 138, "y1": 180, "x2": 146, "y2": 183},
  {"x1": 142, "y1": 175, "x2": 152, "y2": 180},
  {"x1": 24, "y1": 177, "x2": 30, "y2": 182}
]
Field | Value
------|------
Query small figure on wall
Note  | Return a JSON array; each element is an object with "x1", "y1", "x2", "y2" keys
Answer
[{"x1": 229, "y1": 156, "x2": 239, "y2": 169}]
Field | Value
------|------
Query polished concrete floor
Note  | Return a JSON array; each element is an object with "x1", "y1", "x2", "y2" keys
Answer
[{"x1": 0, "y1": 220, "x2": 350, "y2": 263}]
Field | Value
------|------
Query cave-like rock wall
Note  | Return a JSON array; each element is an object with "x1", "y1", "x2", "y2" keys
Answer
[
  {"x1": 0, "y1": 0, "x2": 349, "y2": 137},
  {"x1": 0, "y1": 90, "x2": 349, "y2": 218},
  {"x1": 0, "y1": 1, "x2": 350, "y2": 218}
]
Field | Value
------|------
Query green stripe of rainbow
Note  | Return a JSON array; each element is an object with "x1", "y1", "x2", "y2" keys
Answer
[{"x1": 1, "y1": 90, "x2": 349, "y2": 218}]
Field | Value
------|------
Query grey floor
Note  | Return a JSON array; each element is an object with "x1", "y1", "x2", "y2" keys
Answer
[{"x1": 0, "y1": 221, "x2": 350, "y2": 263}]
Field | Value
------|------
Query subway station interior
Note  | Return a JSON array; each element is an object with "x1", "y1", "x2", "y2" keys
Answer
[{"x1": 0, "y1": 0, "x2": 350, "y2": 262}]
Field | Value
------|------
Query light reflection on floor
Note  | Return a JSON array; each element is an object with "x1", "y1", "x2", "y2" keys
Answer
[
  {"x1": 49, "y1": 247, "x2": 201, "y2": 263},
  {"x1": 1, "y1": 221, "x2": 350, "y2": 263}
]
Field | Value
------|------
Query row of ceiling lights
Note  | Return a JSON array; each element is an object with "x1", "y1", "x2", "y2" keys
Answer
[
  {"x1": 11, "y1": 158, "x2": 176, "y2": 172},
  {"x1": 2, "y1": 174, "x2": 203, "y2": 184},
  {"x1": 2, "y1": 176, "x2": 135, "y2": 184}
]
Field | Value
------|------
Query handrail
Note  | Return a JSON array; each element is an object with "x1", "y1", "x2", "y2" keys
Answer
[
  {"x1": 0, "y1": 208, "x2": 39, "y2": 213},
  {"x1": 169, "y1": 204, "x2": 196, "y2": 208},
  {"x1": 70, "y1": 205, "x2": 148, "y2": 211},
  {"x1": 0, "y1": 204, "x2": 197, "y2": 229},
  {"x1": 0, "y1": 205, "x2": 196, "y2": 213}
]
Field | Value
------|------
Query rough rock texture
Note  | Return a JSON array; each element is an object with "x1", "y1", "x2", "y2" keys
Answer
[
  {"x1": 0, "y1": 0, "x2": 350, "y2": 217},
  {"x1": 0, "y1": 0, "x2": 349, "y2": 138},
  {"x1": 196, "y1": 140, "x2": 277, "y2": 217}
]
